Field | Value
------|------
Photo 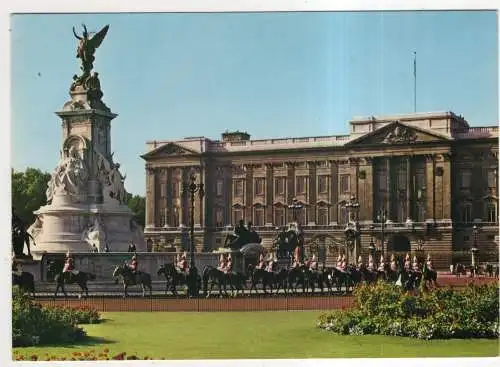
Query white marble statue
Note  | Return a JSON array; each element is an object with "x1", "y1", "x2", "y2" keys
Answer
[
  {"x1": 95, "y1": 150, "x2": 127, "y2": 204},
  {"x1": 46, "y1": 145, "x2": 89, "y2": 202},
  {"x1": 81, "y1": 215, "x2": 107, "y2": 252},
  {"x1": 27, "y1": 216, "x2": 43, "y2": 240}
]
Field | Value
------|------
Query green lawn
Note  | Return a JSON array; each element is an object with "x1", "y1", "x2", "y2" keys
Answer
[{"x1": 13, "y1": 311, "x2": 500, "y2": 359}]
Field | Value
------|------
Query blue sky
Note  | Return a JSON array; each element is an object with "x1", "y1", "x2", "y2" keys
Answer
[{"x1": 10, "y1": 11, "x2": 498, "y2": 196}]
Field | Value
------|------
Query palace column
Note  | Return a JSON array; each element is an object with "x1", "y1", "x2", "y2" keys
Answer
[
  {"x1": 406, "y1": 156, "x2": 411, "y2": 221},
  {"x1": 265, "y1": 163, "x2": 274, "y2": 226},
  {"x1": 145, "y1": 167, "x2": 158, "y2": 229},
  {"x1": 330, "y1": 160, "x2": 338, "y2": 224},
  {"x1": 425, "y1": 155, "x2": 435, "y2": 221}
]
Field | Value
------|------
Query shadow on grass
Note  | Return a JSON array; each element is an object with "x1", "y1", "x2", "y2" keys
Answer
[{"x1": 35, "y1": 336, "x2": 117, "y2": 349}]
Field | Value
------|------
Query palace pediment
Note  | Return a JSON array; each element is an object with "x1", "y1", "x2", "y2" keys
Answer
[
  {"x1": 345, "y1": 121, "x2": 452, "y2": 147},
  {"x1": 141, "y1": 142, "x2": 200, "y2": 159}
]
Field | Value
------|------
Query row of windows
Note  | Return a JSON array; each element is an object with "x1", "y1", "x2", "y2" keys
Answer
[
  {"x1": 459, "y1": 203, "x2": 498, "y2": 223},
  {"x1": 226, "y1": 175, "x2": 350, "y2": 198},
  {"x1": 459, "y1": 169, "x2": 497, "y2": 189},
  {"x1": 217, "y1": 206, "x2": 336, "y2": 227}
]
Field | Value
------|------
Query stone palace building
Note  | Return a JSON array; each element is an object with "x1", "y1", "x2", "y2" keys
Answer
[{"x1": 141, "y1": 111, "x2": 499, "y2": 269}]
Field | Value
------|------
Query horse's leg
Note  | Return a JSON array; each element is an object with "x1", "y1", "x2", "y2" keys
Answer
[{"x1": 142, "y1": 283, "x2": 146, "y2": 298}]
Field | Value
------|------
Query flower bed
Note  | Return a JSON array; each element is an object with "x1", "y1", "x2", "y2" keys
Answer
[
  {"x1": 317, "y1": 282, "x2": 499, "y2": 340},
  {"x1": 13, "y1": 349, "x2": 162, "y2": 361},
  {"x1": 12, "y1": 286, "x2": 101, "y2": 347}
]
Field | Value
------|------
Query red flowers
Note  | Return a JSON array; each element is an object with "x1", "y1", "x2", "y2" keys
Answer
[{"x1": 14, "y1": 349, "x2": 160, "y2": 361}]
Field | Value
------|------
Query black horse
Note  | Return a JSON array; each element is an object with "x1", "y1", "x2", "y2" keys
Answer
[
  {"x1": 344, "y1": 265, "x2": 363, "y2": 291},
  {"x1": 157, "y1": 263, "x2": 192, "y2": 297},
  {"x1": 46, "y1": 261, "x2": 95, "y2": 298},
  {"x1": 287, "y1": 265, "x2": 308, "y2": 294},
  {"x1": 12, "y1": 270, "x2": 36, "y2": 297},
  {"x1": 418, "y1": 262, "x2": 438, "y2": 290},
  {"x1": 454, "y1": 263, "x2": 467, "y2": 278},
  {"x1": 112, "y1": 264, "x2": 152, "y2": 298},
  {"x1": 202, "y1": 265, "x2": 242, "y2": 298},
  {"x1": 247, "y1": 264, "x2": 277, "y2": 295},
  {"x1": 306, "y1": 266, "x2": 333, "y2": 295}
]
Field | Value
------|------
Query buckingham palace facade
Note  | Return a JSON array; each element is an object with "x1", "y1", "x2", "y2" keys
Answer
[{"x1": 141, "y1": 111, "x2": 499, "y2": 269}]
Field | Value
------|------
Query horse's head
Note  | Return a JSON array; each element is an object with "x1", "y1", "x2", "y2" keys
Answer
[
  {"x1": 112, "y1": 265, "x2": 122, "y2": 282},
  {"x1": 157, "y1": 265, "x2": 165, "y2": 276}
]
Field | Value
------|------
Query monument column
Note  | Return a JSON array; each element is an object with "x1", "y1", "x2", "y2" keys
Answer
[{"x1": 29, "y1": 24, "x2": 147, "y2": 258}]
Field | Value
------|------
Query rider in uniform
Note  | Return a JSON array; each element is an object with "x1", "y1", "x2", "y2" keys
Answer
[
  {"x1": 217, "y1": 253, "x2": 227, "y2": 271},
  {"x1": 225, "y1": 254, "x2": 233, "y2": 274},
  {"x1": 255, "y1": 253, "x2": 265, "y2": 270},
  {"x1": 404, "y1": 253, "x2": 411, "y2": 271},
  {"x1": 266, "y1": 253, "x2": 274, "y2": 272},
  {"x1": 336, "y1": 254, "x2": 342, "y2": 269},
  {"x1": 129, "y1": 254, "x2": 138, "y2": 275},
  {"x1": 63, "y1": 252, "x2": 76, "y2": 282},
  {"x1": 426, "y1": 254, "x2": 434, "y2": 271},
  {"x1": 412, "y1": 255, "x2": 420, "y2": 272},
  {"x1": 378, "y1": 255, "x2": 385, "y2": 272},
  {"x1": 357, "y1": 255, "x2": 363, "y2": 269},
  {"x1": 390, "y1": 254, "x2": 397, "y2": 272},
  {"x1": 309, "y1": 254, "x2": 319, "y2": 271},
  {"x1": 340, "y1": 255, "x2": 346, "y2": 271},
  {"x1": 178, "y1": 252, "x2": 189, "y2": 274},
  {"x1": 293, "y1": 245, "x2": 301, "y2": 266},
  {"x1": 367, "y1": 254, "x2": 375, "y2": 271}
]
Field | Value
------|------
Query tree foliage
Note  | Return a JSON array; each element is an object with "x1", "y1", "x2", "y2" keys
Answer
[
  {"x1": 12, "y1": 168, "x2": 51, "y2": 226},
  {"x1": 126, "y1": 193, "x2": 146, "y2": 227}
]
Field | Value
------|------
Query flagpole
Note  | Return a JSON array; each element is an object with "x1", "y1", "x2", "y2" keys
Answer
[{"x1": 413, "y1": 51, "x2": 417, "y2": 113}]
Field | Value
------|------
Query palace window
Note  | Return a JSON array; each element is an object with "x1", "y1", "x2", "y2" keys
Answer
[
  {"x1": 289, "y1": 205, "x2": 307, "y2": 224},
  {"x1": 460, "y1": 170, "x2": 472, "y2": 189},
  {"x1": 254, "y1": 206, "x2": 265, "y2": 226},
  {"x1": 232, "y1": 208, "x2": 244, "y2": 225},
  {"x1": 254, "y1": 178, "x2": 265, "y2": 196},
  {"x1": 274, "y1": 206, "x2": 285, "y2": 226},
  {"x1": 233, "y1": 179, "x2": 244, "y2": 197},
  {"x1": 160, "y1": 213, "x2": 166, "y2": 227},
  {"x1": 340, "y1": 174, "x2": 350, "y2": 194},
  {"x1": 486, "y1": 203, "x2": 497, "y2": 223},
  {"x1": 317, "y1": 205, "x2": 329, "y2": 225},
  {"x1": 216, "y1": 180, "x2": 224, "y2": 197},
  {"x1": 215, "y1": 207, "x2": 224, "y2": 227},
  {"x1": 274, "y1": 177, "x2": 286, "y2": 195},
  {"x1": 460, "y1": 204, "x2": 472, "y2": 223},
  {"x1": 487, "y1": 169, "x2": 497, "y2": 189},
  {"x1": 172, "y1": 207, "x2": 180, "y2": 227},
  {"x1": 160, "y1": 183, "x2": 166, "y2": 198},
  {"x1": 318, "y1": 175, "x2": 328, "y2": 194},
  {"x1": 296, "y1": 176, "x2": 308, "y2": 194},
  {"x1": 338, "y1": 206, "x2": 348, "y2": 225}
]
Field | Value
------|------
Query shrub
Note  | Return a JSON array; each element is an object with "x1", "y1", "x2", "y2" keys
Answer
[
  {"x1": 13, "y1": 349, "x2": 157, "y2": 361},
  {"x1": 318, "y1": 282, "x2": 499, "y2": 340},
  {"x1": 12, "y1": 286, "x2": 87, "y2": 347}
]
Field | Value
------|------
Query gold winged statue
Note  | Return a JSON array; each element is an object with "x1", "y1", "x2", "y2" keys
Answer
[{"x1": 72, "y1": 24, "x2": 109, "y2": 77}]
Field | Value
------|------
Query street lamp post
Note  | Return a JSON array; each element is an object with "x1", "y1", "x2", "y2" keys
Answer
[
  {"x1": 471, "y1": 225, "x2": 480, "y2": 277},
  {"x1": 368, "y1": 224, "x2": 376, "y2": 259},
  {"x1": 343, "y1": 195, "x2": 360, "y2": 265},
  {"x1": 376, "y1": 209, "x2": 387, "y2": 257},
  {"x1": 182, "y1": 173, "x2": 205, "y2": 297}
]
